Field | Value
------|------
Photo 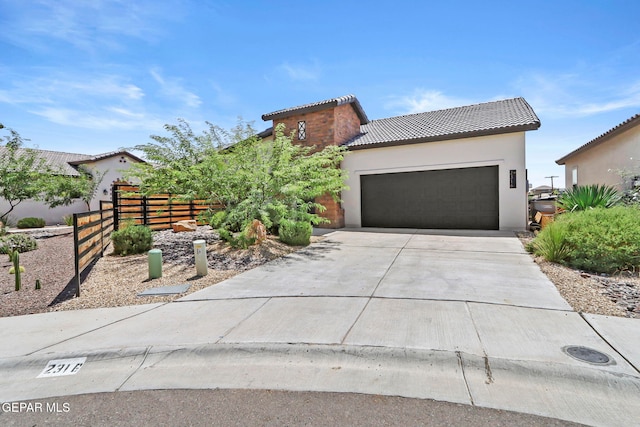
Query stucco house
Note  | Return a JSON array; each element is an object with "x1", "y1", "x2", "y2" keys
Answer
[
  {"x1": 0, "y1": 148, "x2": 143, "y2": 225},
  {"x1": 556, "y1": 113, "x2": 640, "y2": 191},
  {"x1": 261, "y1": 95, "x2": 541, "y2": 231}
]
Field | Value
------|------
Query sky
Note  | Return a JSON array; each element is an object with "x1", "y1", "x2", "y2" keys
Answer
[{"x1": 1, "y1": 0, "x2": 639, "y2": 188}]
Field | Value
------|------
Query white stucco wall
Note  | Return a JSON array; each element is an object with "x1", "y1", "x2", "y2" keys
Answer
[
  {"x1": 563, "y1": 124, "x2": 640, "y2": 191},
  {"x1": 80, "y1": 154, "x2": 140, "y2": 210},
  {"x1": 0, "y1": 153, "x2": 141, "y2": 225},
  {"x1": 0, "y1": 198, "x2": 86, "y2": 226},
  {"x1": 341, "y1": 132, "x2": 528, "y2": 231}
]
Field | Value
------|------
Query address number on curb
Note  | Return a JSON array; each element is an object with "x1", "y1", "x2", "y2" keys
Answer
[{"x1": 37, "y1": 357, "x2": 87, "y2": 378}]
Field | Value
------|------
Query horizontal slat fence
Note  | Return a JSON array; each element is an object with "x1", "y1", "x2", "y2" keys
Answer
[
  {"x1": 73, "y1": 200, "x2": 114, "y2": 297},
  {"x1": 112, "y1": 184, "x2": 221, "y2": 231}
]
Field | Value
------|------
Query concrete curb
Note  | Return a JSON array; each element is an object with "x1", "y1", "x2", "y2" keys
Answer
[{"x1": 2, "y1": 342, "x2": 640, "y2": 426}]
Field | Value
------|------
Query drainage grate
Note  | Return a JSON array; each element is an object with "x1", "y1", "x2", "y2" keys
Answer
[{"x1": 563, "y1": 346, "x2": 612, "y2": 365}]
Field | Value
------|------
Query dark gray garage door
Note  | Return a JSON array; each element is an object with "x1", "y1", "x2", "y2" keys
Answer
[{"x1": 360, "y1": 166, "x2": 499, "y2": 229}]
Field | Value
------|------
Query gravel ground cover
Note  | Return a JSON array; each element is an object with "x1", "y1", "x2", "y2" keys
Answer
[
  {"x1": 0, "y1": 231, "x2": 75, "y2": 317},
  {"x1": 517, "y1": 232, "x2": 639, "y2": 318},
  {"x1": 1, "y1": 228, "x2": 638, "y2": 318}
]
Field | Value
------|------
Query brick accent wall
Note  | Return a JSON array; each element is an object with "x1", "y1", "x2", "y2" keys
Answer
[{"x1": 271, "y1": 103, "x2": 361, "y2": 228}]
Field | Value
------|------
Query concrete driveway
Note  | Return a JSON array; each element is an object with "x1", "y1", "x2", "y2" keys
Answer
[
  {"x1": 182, "y1": 228, "x2": 571, "y2": 309},
  {"x1": 1, "y1": 229, "x2": 640, "y2": 427}
]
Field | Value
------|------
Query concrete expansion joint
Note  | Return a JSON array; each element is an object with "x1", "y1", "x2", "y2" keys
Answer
[{"x1": 579, "y1": 312, "x2": 640, "y2": 376}]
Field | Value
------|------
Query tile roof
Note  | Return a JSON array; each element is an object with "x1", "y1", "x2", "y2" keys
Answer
[
  {"x1": 68, "y1": 150, "x2": 145, "y2": 165},
  {"x1": 262, "y1": 94, "x2": 369, "y2": 125},
  {"x1": 556, "y1": 113, "x2": 640, "y2": 165},
  {"x1": 344, "y1": 97, "x2": 540, "y2": 149},
  {"x1": 0, "y1": 146, "x2": 91, "y2": 176},
  {"x1": 0, "y1": 147, "x2": 144, "y2": 176}
]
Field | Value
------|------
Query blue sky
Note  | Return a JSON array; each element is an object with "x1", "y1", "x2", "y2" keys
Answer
[{"x1": 1, "y1": 0, "x2": 639, "y2": 188}]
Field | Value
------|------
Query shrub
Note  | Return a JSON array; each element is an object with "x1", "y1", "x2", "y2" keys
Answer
[
  {"x1": 63, "y1": 215, "x2": 74, "y2": 226},
  {"x1": 619, "y1": 188, "x2": 640, "y2": 207},
  {"x1": 16, "y1": 217, "x2": 46, "y2": 229},
  {"x1": 278, "y1": 219, "x2": 312, "y2": 246},
  {"x1": 0, "y1": 233, "x2": 38, "y2": 254},
  {"x1": 111, "y1": 225, "x2": 153, "y2": 256},
  {"x1": 530, "y1": 221, "x2": 572, "y2": 263},
  {"x1": 209, "y1": 211, "x2": 227, "y2": 229},
  {"x1": 560, "y1": 207, "x2": 640, "y2": 273},
  {"x1": 217, "y1": 226, "x2": 256, "y2": 249},
  {"x1": 556, "y1": 184, "x2": 620, "y2": 212}
]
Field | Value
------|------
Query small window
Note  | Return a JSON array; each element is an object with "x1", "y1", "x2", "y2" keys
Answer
[
  {"x1": 572, "y1": 167, "x2": 578, "y2": 188},
  {"x1": 509, "y1": 170, "x2": 517, "y2": 188},
  {"x1": 298, "y1": 121, "x2": 306, "y2": 140}
]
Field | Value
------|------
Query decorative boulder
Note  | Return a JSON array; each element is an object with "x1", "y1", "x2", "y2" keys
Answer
[
  {"x1": 172, "y1": 220, "x2": 197, "y2": 233},
  {"x1": 246, "y1": 219, "x2": 267, "y2": 244}
]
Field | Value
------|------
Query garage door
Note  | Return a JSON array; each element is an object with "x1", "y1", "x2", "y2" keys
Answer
[{"x1": 360, "y1": 166, "x2": 499, "y2": 229}]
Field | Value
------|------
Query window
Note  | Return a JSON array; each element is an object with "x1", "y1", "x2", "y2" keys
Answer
[
  {"x1": 297, "y1": 121, "x2": 306, "y2": 140},
  {"x1": 572, "y1": 167, "x2": 578, "y2": 188},
  {"x1": 509, "y1": 169, "x2": 517, "y2": 188}
]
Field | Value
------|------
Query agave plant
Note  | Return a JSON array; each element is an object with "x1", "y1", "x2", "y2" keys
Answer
[{"x1": 556, "y1": 184, "x2": 621, "y2": 212}]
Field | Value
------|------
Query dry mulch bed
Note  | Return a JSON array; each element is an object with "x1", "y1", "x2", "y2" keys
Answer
[{"x1": 1, "y1": 228, "x2": 639, "y2": 319}]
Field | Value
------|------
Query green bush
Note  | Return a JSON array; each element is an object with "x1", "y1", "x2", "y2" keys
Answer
[
  {"x1": 556, "y1": 184, "x2": 620, "y2": 212},
  {"x1": 63, "y1": 215, "x2": 74, "y2": 226},
  {"x1": 0, "y1": 233, "x2": 38, "y2": 254},
  {"x1": 561, "y1": 207, "x2": 640, "y2": 273},
  {"x1": 530, "y1": 221, "x2": 572, "y2": 263},
  {"x1": 278, "y1": 219, "x2": 312, "y2": 246},
  {"x1": 111, "y1": 225, "x2": 153, "y2": 256},
  {"x1": 209, "y1": 211, "x2": 228, "y2": 229},
  {"x1": 16, "y1": 217, "x2": 46, "y2": 229},
  {"x1": 217, "y1": 227, "x2": 256, "y2": 249},
  {"x1": 532, "y1": 207, "x2": 640, "y2": 273}
]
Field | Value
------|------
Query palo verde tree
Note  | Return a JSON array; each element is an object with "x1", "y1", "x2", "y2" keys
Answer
[
  {"x1": 126, "y1": 120, "x2": 348, "y2": 244},
  {"x1": 0, "y1": 124, "x2": 54, "y2": 223},
  {"x1": 0, "y1": 124, "x2": 103, "y2": 222},
  {"x1": 43, "y1": 165, "x2": 106, "y2": 211}
]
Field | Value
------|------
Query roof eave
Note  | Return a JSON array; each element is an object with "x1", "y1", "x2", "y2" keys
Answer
[
  {"x1": 346, "y1": 122, "x2": 540, "y2": 151},
  {"x1": 68, "y1": 150, "x2": 146, "y2": 165},
  {"x1": 556, "y1": 114, "x2": 640, "y2": 165},
  {"x1": 262, "y1": 98, "x2": 369, "y2": 125}
]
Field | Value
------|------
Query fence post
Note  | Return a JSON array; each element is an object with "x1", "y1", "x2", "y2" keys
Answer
[
  {"x1": 142, "y1": 194, "x2": 148, "y2": 226},
  {"x1": 73, "y1": 213, "x2": 81, "y2": 298},
  {"x1": 169, "y1": 193, "x2": 173, "y2": 225},
  {"x1": 112, "y1": 184, "x2": 119, "y2": 231}
]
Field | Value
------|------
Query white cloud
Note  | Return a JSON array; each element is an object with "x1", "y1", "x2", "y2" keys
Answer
[
  {"x1": 386, "y1": 89, "x2": 475, "y2": 114},
  {"x1": 32, "y1": 107, "x2": 163, "y2": 130},
  {"x1": 513, "y1": 72, "x2": 640, "y2": 118},
  {"x1": 0, "y1": 71, "x2": 163, "y2": 130},
  {"x1": 1, "y1": 0, "x2": 187, "y2": 52},
  {"x1": 0, "y1": 74, "x2": 145, "y2": 107},
  {"x1": 150, "y1": 68, "x2": 202, "y2": 108},
  {"x1": 279, "y1": 62, "x2": 320, "y2": 81}
]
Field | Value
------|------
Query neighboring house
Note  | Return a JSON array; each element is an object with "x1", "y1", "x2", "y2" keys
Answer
[
  {"x1": 556, "y1": 113, "x2": 640, "y2": 191},
  {"x1": 261, "y1": 95, "x2": 540, "y2": 231},
  {"x1": 0, "y1": 148, "x2": 144, "y2": 225},
  {"x1": 529, "y1": 185, "x2": 554, "y2": 197}
]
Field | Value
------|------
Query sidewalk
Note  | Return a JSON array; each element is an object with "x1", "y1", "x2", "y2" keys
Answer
[{"x1": 1, "y1": 229, "x2": 639, "y2": 426}]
